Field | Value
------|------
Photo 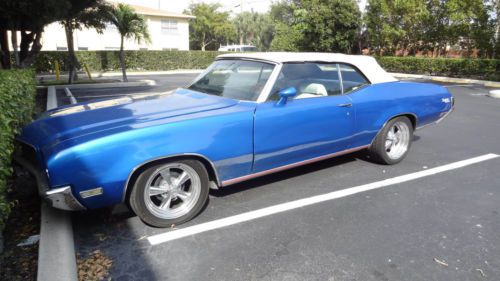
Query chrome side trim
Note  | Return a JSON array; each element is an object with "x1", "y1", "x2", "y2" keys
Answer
[
  {"x1": 221, "y1": 145, "x2": 369, "y2": 186},
  {"x1": 436, "y1": 106, "x2": 454, "y2": 124},
  {"x1": 122, "y1": 153, "x2": 221, "y2": 202},
  {"x1": 45, "y1": 186, "x2": 86, "y2": 211},
  {"x1": 416, "y1": 106, "x2": 454, "y2": 130}
]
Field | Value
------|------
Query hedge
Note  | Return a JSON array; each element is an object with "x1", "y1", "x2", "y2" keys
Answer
[
  {"x1": 33, "y1": 51, "x2": 500, "y2": 81},
  {"x1": 34, "y1": 50, "x2": 225, "y2": 73},
  {"x1": 0, "y1": 69, "x2": 36, "y2": 231},
  {"x1": 378, "y1": 56, "x2": 500, "y2": 81}
]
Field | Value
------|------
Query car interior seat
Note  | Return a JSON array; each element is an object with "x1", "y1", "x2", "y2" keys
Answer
[{"x1": 296, "y1": 83, "x2": 328, "y2": 99}]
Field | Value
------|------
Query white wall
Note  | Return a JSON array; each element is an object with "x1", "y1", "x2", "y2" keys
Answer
[{"x1": 35, "y1": 15, "x2": 190, "y2": 51}]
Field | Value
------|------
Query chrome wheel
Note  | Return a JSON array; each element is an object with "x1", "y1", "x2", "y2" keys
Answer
[
  {"x1": 385, "y1": 121, "x2": 411, "y2": 160},
  {"x1": 144, "y1": 163, "x2": 201, "y2": 220}
]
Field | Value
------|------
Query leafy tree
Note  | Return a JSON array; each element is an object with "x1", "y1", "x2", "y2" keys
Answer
[
  {"x1": 270, "y1": 22, "x2": 302, "y2": 51},
  {"x1": 365, "y1": 0, "x2": 496, "y2": 58},
  {"x1": 233, "y1": 12, "x2": 274, "y2": 50},
  {"x1": 0, "y1": 0, "x2": 71, "y2": 68},
  {"x1": 253, "y1": 14, "x2": 275, "y2": 51},
  {"x1": 234, "y1": 12, "x2": 254, "y2": 45},
  {"x1": 494, "y1": 0, "x2": 500, "y2": 58},
  {"x1": 185, "y1": 3, "x2": 235, "y2": 51},
  {"x1": 269, "y1": 0, "x2": 361, "y2": 53},
  {"x1": 61, "y1": 0, "x2": 112, "y2": 83},
  {"x1": 107, "y1": 3, "x2": 150, "y2": 82},
  {"x1": 421, "y1": 0, "x2": 450, "y2": 57},
  {"x1": 300, "y1": 0, "x2": 361, "y2": 53},
  {"x1": 446, "y1": 0, "x2": 494, "y2": 57},
  {"x1": 365, "y1": 0, "x2": 428, "y2": 55},
  {"x1": 269, "y1": 1, "x2": 303, "y2": 51}
]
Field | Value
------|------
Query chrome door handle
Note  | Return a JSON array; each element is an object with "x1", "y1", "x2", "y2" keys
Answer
[{"x1": 337, "y1": 103, "x2": 352, "y2": 107}]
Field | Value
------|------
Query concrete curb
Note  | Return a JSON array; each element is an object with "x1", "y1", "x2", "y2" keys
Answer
[
  {"x1": 37, "y1": 69, "x2": 203, "y2": 80},
  {"x1": 46, "y1": 86, "x2": 57, "y2": 110},
  {"x1": 37, "y1": 204, "x2": 78, "y2": 281},
  {"x1": 37, "y1": 89, "x2": 78, "y2": 281},
  {"x1": 489, "y1": 90, "x2": 500, "y2": 98},
  {"x1": 37, "y1": 79, "x2": 156, "y2": 91},
  {"x1": 391, "y1": 73, "x2": 500, "y2": 88}
]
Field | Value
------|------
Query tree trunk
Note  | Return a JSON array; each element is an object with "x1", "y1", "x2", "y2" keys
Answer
[
  {"x1": 119, "y1": 35, "x2": 128, "y2": 82},
  {"x1": 65, "y1": 23, "x2": 78, "y2": 84},
  {"x1": 201, "y1": 32, "x2": 206, "y2": 51},
  {"x1": 19, "y1": 29, "x2": 43, "y2": 68},
  {"x1": 11, "y1": 30, "x2": 20, "y2": 67},
  {"x1": 0, "y1": 29, "x2": 11, "y2": 69}
]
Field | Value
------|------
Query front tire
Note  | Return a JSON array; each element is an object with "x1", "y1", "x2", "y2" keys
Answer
[
  {"x1": 370, "y1": 116, "x2": 413, "y2": 165},
  {"x1": 129, "y1": 159, "x2": 209, "y2": 227}
]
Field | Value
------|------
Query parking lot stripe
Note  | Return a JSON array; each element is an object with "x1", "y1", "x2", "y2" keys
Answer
[{"x1": 148, "y1": 153, "x2": 499, "y2": 246}]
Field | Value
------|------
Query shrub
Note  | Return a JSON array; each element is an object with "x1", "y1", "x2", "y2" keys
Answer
[
  {"x1": 0, "y1": 69, "x2": 36, "y2": 231},
  {"x1": 33, "y1": 50, "x2": 225, "y2": 73},
  {"x1": 377, "y1": 57, "x2": 500, "y2": 81}
]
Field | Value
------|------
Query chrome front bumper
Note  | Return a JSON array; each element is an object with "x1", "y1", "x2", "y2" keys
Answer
[
  {"x1": 44, "y1": 186, "x2": 86, "y2": 211},
  {"x1": 13, "y1": 155, "x2": 86, "y2": 211}
]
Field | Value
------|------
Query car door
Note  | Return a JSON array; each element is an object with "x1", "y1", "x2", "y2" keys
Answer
[{"x1": 253, "y1": 62, "x2": 355, "y2": 173}]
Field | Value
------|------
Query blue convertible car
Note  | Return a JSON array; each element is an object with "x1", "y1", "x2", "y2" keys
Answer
[{"x1": 16, "y1": 53, "x2": 454, "y2": 227}]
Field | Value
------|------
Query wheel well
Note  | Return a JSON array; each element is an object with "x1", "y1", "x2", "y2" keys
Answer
[
  {"x1": 123, "y1": 155, "x2": 219, "y2": 203},
  {"x1": 398, "y1": 114, "x2": 417, "y2": 130}
]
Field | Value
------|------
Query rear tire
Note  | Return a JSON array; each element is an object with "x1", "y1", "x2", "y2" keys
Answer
[
  {"x1": 369, "y1": 116, "x2": 413, "y2": 165},
  {"x1": 129, "y1": 159, "x2": 209, "y2": 227}
]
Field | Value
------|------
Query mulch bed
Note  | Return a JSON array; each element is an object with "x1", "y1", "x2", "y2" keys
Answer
[
  {"x1": 0, "y1": 88, "x2": 47, "y2": 280},
  {"x1": 0, "y1": 171, "x2": 41, "y2": 281}
]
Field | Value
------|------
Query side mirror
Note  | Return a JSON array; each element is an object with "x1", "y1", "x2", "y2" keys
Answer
[{"x1": 276, "y1": 87, "x2": 297, "y2": 106}]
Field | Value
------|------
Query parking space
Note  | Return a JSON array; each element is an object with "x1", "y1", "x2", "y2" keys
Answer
[
  {"x1": 71, "y1": 77, "x2": 500, "y2": 280},
  {"x1": 56, "y1": 74, "x2": 199, "y2": 106}
]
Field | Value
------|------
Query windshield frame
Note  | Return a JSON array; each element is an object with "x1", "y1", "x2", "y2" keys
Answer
[{"x1": 187, "y1": 58, "x2": 279, "y2": 103}]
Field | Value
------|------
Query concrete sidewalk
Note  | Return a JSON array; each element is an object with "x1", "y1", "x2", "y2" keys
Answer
[
  {"x1": 391, "y1": 72, "x2": 500, "y2": 87},
  {"x1": 37, "y1": 69, "x2": 203, "y2": 80}
]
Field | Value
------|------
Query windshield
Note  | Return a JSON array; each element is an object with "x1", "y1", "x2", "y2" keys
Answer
[{"x1": 188, "y1": 60, "x2": 275, "y2": 101}]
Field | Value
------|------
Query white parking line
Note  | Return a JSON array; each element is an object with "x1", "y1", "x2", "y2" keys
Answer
[{"x1": 148, "y1": 153, "x2": 499, "y2": 246}]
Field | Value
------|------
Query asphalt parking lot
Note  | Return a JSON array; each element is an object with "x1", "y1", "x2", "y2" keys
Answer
[
  {"x1": 70, "y1": 75, "x2": 500, "y2": 281},
  {"x1": 55, "y1": 73, "x2": 199, "y2": 105}
]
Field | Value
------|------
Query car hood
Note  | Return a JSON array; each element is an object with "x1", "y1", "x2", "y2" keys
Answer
[{"x1": 18, "y1": 88, "x2": 238, "y2": 150}]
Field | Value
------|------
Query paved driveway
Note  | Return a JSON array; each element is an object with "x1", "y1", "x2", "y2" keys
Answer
[{"x1": 71, "y1": 77, "x2": 500, "y2": 281}]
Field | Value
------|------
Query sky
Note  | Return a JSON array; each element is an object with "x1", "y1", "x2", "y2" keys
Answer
[{"x1": 111, "y1": 0, "x2": 367, "y2": 15}]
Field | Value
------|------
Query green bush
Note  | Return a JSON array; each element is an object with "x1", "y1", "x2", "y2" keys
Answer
[
  {"x1": 377, "y1": 57, "x2": 500, "y2": 81},
  {"x1": 0, "y1": 69, "x2": 36, "y2": 231},
  {"x1": 33, "y1": 51, "x2": 500, "y2": 81},
  {"x1": 34, "y1": 50, "x2": 225, "y2": 73}
]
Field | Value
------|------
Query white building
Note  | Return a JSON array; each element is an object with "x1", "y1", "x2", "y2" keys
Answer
[{"x1": 40, "y1": 1, "x2": 194, "y2": 51}]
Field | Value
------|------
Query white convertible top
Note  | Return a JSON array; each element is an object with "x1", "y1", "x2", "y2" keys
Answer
[{"x1": 217, "y1": 52, "x2": 398, "y2": 84}]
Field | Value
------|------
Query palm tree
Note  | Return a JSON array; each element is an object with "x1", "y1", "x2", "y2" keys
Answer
[
  {"x1": 62, "y1": 0, "x2": 112, "y2": 84},
  {"x1": 107, "y1": 4, "x2": 150, "y2": 82}
]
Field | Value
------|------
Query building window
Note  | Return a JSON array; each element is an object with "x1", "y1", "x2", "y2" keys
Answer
[
  {"x1": 57, "y1": 47, "x2": 68, "y2": 51},
  {"x1": 161, "y1": 20, "x2": 178, "y2": 34},
  {"x1": 78, "y1": 47, "x2": 88, "y2": 51},
  {"x1": 162, "y1": 48, "x2": 179, "y2": 51},
  {"x1": 140, "y1": 48, "x2": 148, "y2": 51},
  {"x1": 105, "y1": 47, "x2": 120, "y2": 50}
]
